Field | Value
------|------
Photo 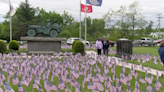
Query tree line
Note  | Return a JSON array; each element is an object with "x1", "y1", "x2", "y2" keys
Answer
[{"x1": 0, "y1": 0, "x2": 163, "y2": 42}]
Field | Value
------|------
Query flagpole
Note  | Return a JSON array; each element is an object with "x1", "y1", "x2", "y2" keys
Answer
[
  {"x1": 79, "y1": 0, "x2": 81, "y2": 38},
  {"x1": 84, "y1": 0, "x2": 87, "y2": 54},
  {"x1": 9, "y1": 0, "x2": 12, "y2": 42}
]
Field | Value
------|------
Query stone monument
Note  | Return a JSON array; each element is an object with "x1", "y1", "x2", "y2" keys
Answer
[
  {"x1": 21, "y1": 19, "x2": 66, "y2": 54},
  {"x1": 115, "y1": 39, "x2": 133, "y2": 60}
]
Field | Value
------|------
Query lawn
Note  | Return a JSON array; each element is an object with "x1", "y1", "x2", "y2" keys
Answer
[
  {"x1": 0, "y1": 54, "x2": 164, "y2": 92},
  {"x1": 89, "y1": 46, "x2": 163, "y2": 70}
]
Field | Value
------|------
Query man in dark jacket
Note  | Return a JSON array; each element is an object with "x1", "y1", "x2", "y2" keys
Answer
[{"x1": 102, "y1": 36, "x2": 109, "y2": 56}]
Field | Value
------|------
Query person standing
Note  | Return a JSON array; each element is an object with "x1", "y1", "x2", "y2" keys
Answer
[
  {"x1": 102, "y1": 36, "x2": 109, "y2": 56},
  {"x1": 96, "y1": 38, "x2": 103, "y2": 55},
  {"x1": 158, "y1": 42, "x2": 164, "y2": 77}
]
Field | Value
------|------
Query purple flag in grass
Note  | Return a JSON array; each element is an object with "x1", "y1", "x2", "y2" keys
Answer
[
  {"x1": 38, "y1": 85, "x2": 43, "y2": 92},
  {"x1": 0, "y1": 87, "x2": 3, "y2": 92},
  {"x1": 48, "y1": 83, "x2": 57, "y2": 92},
  {"x1": 141, "y1": 89, "x2": 145, "y2": 92},
  {"x1": 5, "y1": 83, "x2": 15, "y2": 92},
  {"x1": 83, "y1": 75, "x2": 89, "y2": 88},
  {"x1": 18, "y1": 83, "x2": 23, "y2": 92},
  {"x1": 65, "y1": 84, "x2": 71, "y2": 92},
  {"x1": 57, "y1": 88, "x2": 61, "y2": 92},
  {"x1": 92, "y1": 75, "x2": 99, "y2": 82},
  {"x1": 162, "y1": 68, "x2": 164, "y2": 75},
  {"x1": 66, "y1": 76, "x2": 71, "y2": 83},
  {"x1": 79, "y1": 69, "x2": 83, "y2": 75},
  {"x1": 139, "y1": 76, "x2": 146, "y2": 84},
  {"x1": 126, "y1": 86, "x2": 131, "y2": 92},
  {"x1": 105, "y1": 77, "x2": 111, "y2": 88},
  {"x1": 147, "y1": 65, "x2": 151, "y2": 71},
  {"x1": 145, "y1": 74, "x2": 152, "y2": 84},
  {"x1": 146, "y1": 83, "x2": 152, "y2": 91},
  {"x1": 134, "y1": 71, "x2": 138, "y2": 79},
  {"x1": 1, "y1": 73, "x2": 6, "y2": 81},
  {"x1": 151, "y1": 87, "x2": 156, "y2": 92},
  {"x1": 33, "y1": 80, "x2": 39, "y2": 90},
  {"x1": 87, "y1": 71, "x2": 92, "y2": 79},
  {"x1": 134, "y1": 86, "x2": 140, "y2": 92},
  {"x1": 12, "y1": 74, "x2": 19, "y2": 85},
  {"x1": 75, "y1": 83, "x2": 81, "y2": 92},
  {"x1": 120, "y1": 75, "x2": 126, "y2": 85},
  {"x1": 117, "y1": 82, "x2": 122, "y2": 92},
  {"x1": 87, "y1": 82, "x2": 96, "y2": 90},
  {"x1": 44, "y1": 79, "x2": 49, "y2": 90},
  {"x1": 34, "y1": 77, "x2": 40, "y2": 85},
  {"x1": 155, "y1": 80, "x2": 162, "y2": 91},
  {"x1": 115, "y1": 76, "x2": 119, "y2": 84},
  {"x1": 20, "y1": 77, "x2": 28, "y2": 86},
  {"x1": 58, "y1": 78, "x2": 65, "y2": 90},
  {"x1": 122, "y1": 66, "x2": 125, "y2": 73},
  {"x1": 71, "y1": 78, "x2": 75, "y2": 88},
  {"x1": 135, "y1": 79, "x2": 139, "y2": 87}
]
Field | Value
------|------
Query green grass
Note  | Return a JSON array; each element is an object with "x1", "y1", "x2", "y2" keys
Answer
[
  {"x1": 89, "y1": 46, "x2": 163, "y2": 70},
  {"x1": 1, "y1": 58, "x2": 164, "y2": 92},
  {"x1": 127, "y1": 46, "x2": 163, "y2": 70}
]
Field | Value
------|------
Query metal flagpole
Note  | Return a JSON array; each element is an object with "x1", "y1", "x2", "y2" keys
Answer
[
  {"x1": 79, "y1": 0, "x2": 81, "y2": 38},
  {"x1": 85, "y1": 0, "x2": 87, "y2": 54},
  {"x1": 9, "y1": 0, "x2": 12, "y2": 42}
]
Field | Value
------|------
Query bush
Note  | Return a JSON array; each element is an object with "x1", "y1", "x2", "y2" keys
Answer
[
  {"x1": 72, "y1": 40, "x2": 77, "y2": 50},
  {"x1": 74, "y1": 41, "x2": 84, "y2": 55},
  {"x1": 0, "y1": 40, "x2": 7, "y2": 53},
  {"x1": 9, "y1": 40, "x2": 19, "y2": 50}
]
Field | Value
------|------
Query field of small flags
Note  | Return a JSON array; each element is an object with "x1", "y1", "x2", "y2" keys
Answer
[{"x1": 0, "y1": 51, "x2": 164, "y2": 92}]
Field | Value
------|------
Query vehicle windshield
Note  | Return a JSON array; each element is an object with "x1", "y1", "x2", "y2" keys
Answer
[{"x1": 79, "y1": 39, "x2": 84, "y2": 41}]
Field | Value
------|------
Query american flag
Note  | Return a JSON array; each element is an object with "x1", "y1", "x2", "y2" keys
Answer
[
  {"x1": 155, "y1": 80, "x2": 162, "y2": 91},
  {"x1": 4, "y1": 83, "x2": 15, "y2": 92},
  {"x1": 18, "y1": 83, "x2": 23, "y2": 92},
  {"x1": 139, "y1": 76, "x2": 146, "y2": 84},
  {"x1": 33, "y1": 80, "x2": 39, "y2": 90},
  {"x1": 20, "y1": 78, "x2": 28, "y2": 86},
  {"x1": 58, "y1": 78, "x2": 65, "y2": 90},
  {"x1": 65, "y1": 84, "x2": 71, "y2": 92},
  {"x1": 146, "y1": 83, "x2": 152, "y2": 91},
  {"x1": 87, "y1": 82, "x2": 95, "y2": 90}
]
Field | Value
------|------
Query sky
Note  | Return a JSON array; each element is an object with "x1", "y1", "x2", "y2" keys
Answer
[{"x1": 0, "y1": 0, "x2": 164, "y2": 29}]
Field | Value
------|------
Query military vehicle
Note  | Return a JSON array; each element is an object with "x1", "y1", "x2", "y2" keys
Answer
[{"x1": 27, "y1": 19, "x2": 62, "y2": 37}]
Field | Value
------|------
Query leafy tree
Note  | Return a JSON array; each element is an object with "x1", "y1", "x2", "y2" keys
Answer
[
  {"x1": 146, "y1": 21, "x2": 153, "y2": 35},
  {"x1": 103, "y1": 9, "x2": 116, "y2": 36},
  {"x1": 62, "y1": 10, "x2": 74, "y2": 26}
]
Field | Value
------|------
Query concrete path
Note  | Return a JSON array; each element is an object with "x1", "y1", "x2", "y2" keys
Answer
[{"x1": 86, "y1": 51, "x2": 163, "y2": 76}]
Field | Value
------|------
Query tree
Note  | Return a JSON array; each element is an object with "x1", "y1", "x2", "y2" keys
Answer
[
  {"x1": 116, "y1": 5, "x2": 130, "y2": 37},
  {"x1": 103, "y1": 9, "x2": 116, "y2": 36},
  {"x1": 146, "y1": 21, "x2": 153, "y2": 35},
  {"x1": 128, "y1": 1, "x2": 143, "y2": 39},
  {"x1": 62, "y1": 10, "x2": 74, "y2": 26},
  {"x1": 39, "y1": 8, "x2": 63, "y2": 24}
]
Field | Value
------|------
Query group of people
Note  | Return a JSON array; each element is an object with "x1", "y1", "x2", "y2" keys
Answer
[{"x1": 96, "y1": 36, "x2": 109, "y2": 56}]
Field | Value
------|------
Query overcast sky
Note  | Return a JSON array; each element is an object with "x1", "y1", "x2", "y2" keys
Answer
[{"x1": 0, "y1": 0, "x2": 164, "y2": 28}]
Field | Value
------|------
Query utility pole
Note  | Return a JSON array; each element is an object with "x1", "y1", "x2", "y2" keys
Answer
[{"x1": 157, "y1": 14, "x2": 163, "y2": 39}]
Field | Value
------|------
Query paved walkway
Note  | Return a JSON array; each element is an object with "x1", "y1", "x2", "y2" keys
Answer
[{"x1": 86, "y1": 51, "x2": 163, "y2": 76}]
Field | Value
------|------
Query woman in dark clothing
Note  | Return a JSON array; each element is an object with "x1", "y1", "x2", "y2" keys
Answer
[
  {"x1": 158, "y1": 42, "x2": 164, "y2": 77},
  {"x1": 158, "y1": 42, "x2": 164, "y2": 66}
]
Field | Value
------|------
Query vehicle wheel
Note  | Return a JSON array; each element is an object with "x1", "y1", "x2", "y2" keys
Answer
[
  {"x1": 149, "y1": 45, "x2": 151, "y2": 46},
  {"x1": 141, "y1": 43, "x2": 145, "y2": 46},
  {"x1": 27, "y1": 29, "x2": 36, "y2": 37},
  {"x1": 50, "y1": 30, "x2": 58, "y2": 37},
  {"x1": 86, "y1": 43, "x2": 89, "y2": 45}
]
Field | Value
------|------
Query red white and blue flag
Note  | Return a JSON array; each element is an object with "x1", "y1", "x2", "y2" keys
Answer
[{"x1": 0, "y1": 0, "x2": 16, "y2": 16}]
